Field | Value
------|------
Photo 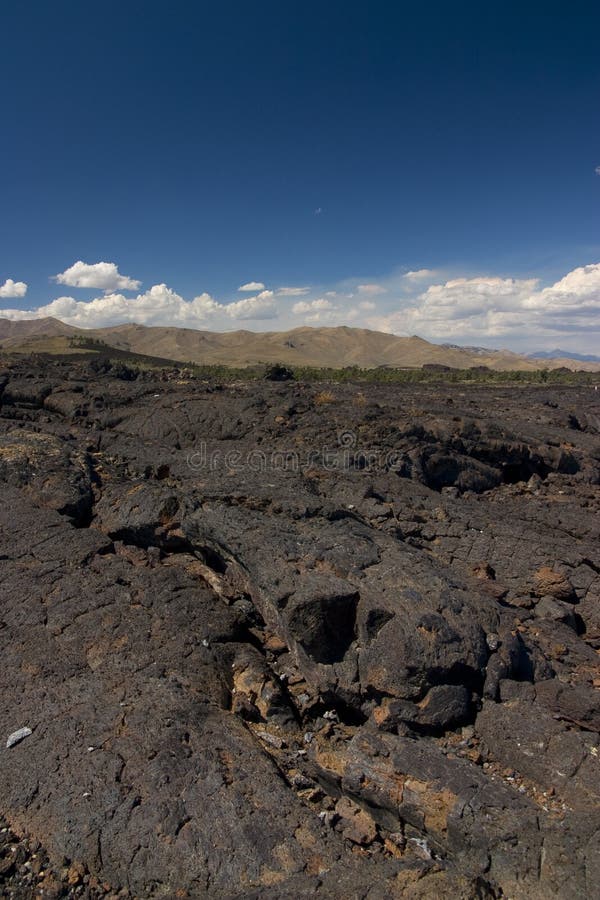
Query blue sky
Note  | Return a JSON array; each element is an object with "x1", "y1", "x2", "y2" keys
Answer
[{"x1": 1, "y1": 0, "x2": 599, "y2": 351}]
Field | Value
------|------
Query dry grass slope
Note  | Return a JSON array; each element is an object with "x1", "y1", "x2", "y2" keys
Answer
[{"x1": 1, "y1": 317, "x2": 599, "y2": 371}]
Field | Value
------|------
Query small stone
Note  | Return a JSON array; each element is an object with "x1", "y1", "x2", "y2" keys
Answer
[
  {"x1": 291, "y1": 773, "x2": 313, "y2": 790},
  {"x1": 147, "y1": 546, "x2": 161, "y2": 565},
  {"x1": 472, "y1": 562, "x2": 496, "y2": 581},
  {"x1": 508, "y1": 595, "x2": 534, "y2": 609},
  {"x1": 67, "y1": 861, "x2": 86, "y2": 886},
  {"x1": 408, "y1": 837, "x2": 432, "y2": 859},
  {"x1": 256, "y1": 731, "x2": 286, "y2": 750},
  {"x1": 37, "y1": 873, "x2": 64, "y2": 899},
  {"x1": 387, "y1": 831, "x2": 406, "y2": 850},
  {"x1": 318, "y1": 810, "x2": 338, "y2": 827},
  {"x1": 486, "y1": 632, "x2": 500, "y2": 651},
  {"x1": 303, "y1": 787, "x2": 325, "y2": 803},
  {"x1": 466, "y1": 749, "x2": 482, "y2": 764},
  {"x1": 384, "y1": 837, "x2": 404, "y2": 858},
  {"x1": 335, "y1": 797, "x2": 378, "y2": 845},
  {"x1": 0, "y1": 855, "x2": 16, "y2": 877},
  {"x1": 6, "y1": 727, "x2": 32, "y2": 749}
]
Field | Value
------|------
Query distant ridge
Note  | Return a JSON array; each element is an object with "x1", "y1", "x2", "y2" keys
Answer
[
  {"x1": 0, "y1": 316, "x2": 80, "y2": 339},
  {"x1": 528, "y1": 349, "x2": 600, "y2": 363},
  {"x1": 1, "y1": 317, "x2": 600, "y2": 372}
]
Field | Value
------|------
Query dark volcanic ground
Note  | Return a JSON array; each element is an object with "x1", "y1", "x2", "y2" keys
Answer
[{"x1": 0, "y1": 358, "x2": 599, "y2": 899}]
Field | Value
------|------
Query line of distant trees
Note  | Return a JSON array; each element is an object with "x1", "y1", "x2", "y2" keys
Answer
[
  {"x1": 172, "y1": 361, "x2": 596, "y2": 385},
  {"x1": 63, "y1": 338, "x2": 596, "y2": 385},
  {"x1": 68, "y1": 335, "x2": 112, "y2": 350}
]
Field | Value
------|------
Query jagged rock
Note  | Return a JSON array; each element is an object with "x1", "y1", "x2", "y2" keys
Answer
[
  {"x1": 0, "y1": 431, "x2": 93, "y2": 523},
  {"x1": 227, "y1": 643, "x2": 297, "y2": 725},
  {"x1": 334, "y1": 796, "x2": 378, "y2": 844},
  {"x1": 535, "y1": 679, "x2": 600, "y2": 731},
  {"x1": 476, "y1": 698, "x2": 600, "y2": 808},
  {"x1": 2, "y1": 378, "x2": 53, "y2": 408},
  {"x1": 93, "y1": 481, "x2": 194, "y2": 547},
  {"x1": 418, "y1": 448, "x2": 502, "y2": 493},
  {"x1": 374, "y1": 685, "x2": 471, "y2": 733},
  {"x1": 306, "y1": 728, "x2": 546, "y2": 896},
  {"x1": 0, "y1": 373, "x2": 8, "y2": 410},
  {"x1": 535, "y1": 595, "x2": 578, "y2": 628},
  {"x1": 0, "y1": 493, "x2": 404, "y2": 896}
]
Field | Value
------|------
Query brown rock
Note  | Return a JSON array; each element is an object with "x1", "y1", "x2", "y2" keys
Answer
[
  {"x1": 335, "y1": 797, "x2": 378, "y2": 845},
  {"x1": 67, "y1": 860, "x2": 86, "y2": 885},
  {"x1": 264, "y1": 633, "x2": 288, "y2": 653},
  {"x1": 533, "y1": 567, "x2": 576, "y2": 602}
]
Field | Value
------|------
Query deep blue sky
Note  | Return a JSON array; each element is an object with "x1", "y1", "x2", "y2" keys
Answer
[{"x1": 1, "y1": 1, "x2": 599, "y2": 349}]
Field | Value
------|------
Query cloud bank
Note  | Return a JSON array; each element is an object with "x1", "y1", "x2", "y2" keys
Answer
[
  {"x1": 2, "y1": 260, "x2": 599, "y2": 352},
  {"x1": 0, "y1": 284, "x2": 277, "y2": 329},
  {"x1": 368, "y1": 265, "x2": 600, "y2": 345}
]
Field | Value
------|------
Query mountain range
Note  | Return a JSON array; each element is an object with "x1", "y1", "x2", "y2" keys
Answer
[{"x1": 1, "y1": 317, "x2": 600, "y2": 372}]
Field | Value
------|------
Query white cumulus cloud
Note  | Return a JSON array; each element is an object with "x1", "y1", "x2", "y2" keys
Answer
[
  {"x1": 292, "y1": 298, "x2": 334, "y2": 315},
  {"x1": 0, "y1": 278, "x2": 27, "y2": 298},
  {"x1": 225, "y1": 291, "x2": 276, "y2": 319},
  {"x1": 524, "y1": 264, "x2": 600, "y2": 312},
  {"x1": 238, "y1": 281, "x2": 265, "y2": 292},
  {"x1": 290, "y1": 297, "x2": 357, "y2": 325},
  {"x1": 369, "y1": 265, "x2": 600, "y2": 343},
  {"x1": 55, "y1": 260, "x2": 141, "y2": 292},
  {"x1": 370, "y1": 276, "x2": 537, "y2": 339}
]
